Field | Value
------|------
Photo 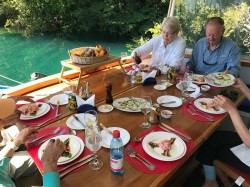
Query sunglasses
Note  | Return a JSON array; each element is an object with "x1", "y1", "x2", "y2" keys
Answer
[{"x1": 202, "y1": 49, "x2": 220, "y2": 65}]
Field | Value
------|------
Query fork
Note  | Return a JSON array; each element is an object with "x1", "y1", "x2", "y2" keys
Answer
[
  {"x1": 133, "y1": 130, "x2": 156, "y2": 142},
  {"x1": 189, "y1": 105, "x2": 214, "y2": 119},
  {"x1": 126, "y1": 145, "x2": 155, "y2": 170},
  {"x1": 29, "y1": 127, "x2": 60, "y2": 143},
  {"x1": 36, "y1": 129, "x2": 66, "y2": 145},
  {"x1": 187, "y1": 108, "x2": 214, "y2": 121}
]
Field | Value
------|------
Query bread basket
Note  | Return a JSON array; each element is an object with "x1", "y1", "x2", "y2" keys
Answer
[{"x1": 68, "y1": 47, "x2": 109, "y2": 65}]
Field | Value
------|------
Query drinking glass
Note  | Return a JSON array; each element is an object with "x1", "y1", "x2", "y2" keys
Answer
[
  {"x1": 184, "y1": 70, "x2": 193, "y2": 81},
  {"x1": 84, "y1": 110, "x2": 98, "y2": 128},
  {"x1": 140, "y1": 96, "x2": 152, "y2": 128},
  {"x1": 121, "y1": 52, "x2": 128, "y2": 65},
  {"x1": 159, "y1": 65, "x2": 169, "y2": 84},
  {"x1": 179, "y1": 79, "x2": 191, "y2": 97},
  {"x1": 85, "y1": 125, "x2": 103, "y2": 170}
]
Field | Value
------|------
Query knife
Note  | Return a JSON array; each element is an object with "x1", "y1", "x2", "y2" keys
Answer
[
  {"x1": 37, "y1": 112, "x2": 66, "y2": 128},
  {"x1": 161, "y1": 122, "x2": 192, "y2": 141},
  {"x1": 159, "y1": 125, "x2": 190, "y2": 143},
  {"x1": 37, "y1": 129, "x2": 67, "y2": 145},
  {"x1": 72, "y1": 115, "x2": 86, "y2": 128},
  {"x1": 60, "y1": 156, "x2": 96, "y2": 178},
  {"x1": 55, "y1": 100, "x2": 60, "y2": 117},
  {"x1": 100, "y1": 123, "x2": 113, "y2": 135},
  {"x1": 58, "y1": 154, "x2": 94, "y2": 173},
  {"x1": 160, "y1": 101, "x2": 176, "y2": 105}
]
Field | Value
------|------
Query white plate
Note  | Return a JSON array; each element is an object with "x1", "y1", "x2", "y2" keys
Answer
[
  {"x1": 38, "y1": 134, "x2": 84, "y2": 165},
  {"x1": 49, "y1": 94, "x2": 68, "y2": 105},
  {"x1": 66, "y1": 114, "x2": 86, "y2": 130},
  {"x1": 176, "y1": 82, "x2": 198, "y2": 92},
  {"x1": 154, "y1": 85, "x2": 166, "y2": 91},
  {"x1": 113, "y1": 97, "x2": 143, "y2": 112},
  {"x1": 192, "y1": 74, "x2": 206, "y2": 84},
  {"x1": 98, "y1": 104, "x2": 114, "y2": 113},
  {"x1": 157, "y1": 95, "x2": 183, "y2": 108},
  {"x1": 19, "y1": 102, "x2": 50, "y2": 120},
  {"x1": 101, "y1": 127, "x2": 130, "y2": 148},
  {"x1": 205, "y1": 72, "x2": 235, "y2": 87},
  {"x1": 142, "y1": 131, "x2": 187, "y2": 161},
  {"x1": 194, "y1": 98, "x2": 227, "y2": 114}
]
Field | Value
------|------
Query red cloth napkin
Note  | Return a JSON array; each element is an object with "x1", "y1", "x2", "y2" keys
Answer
[
  {"x1": 26, "y1": 126, "x2": 92, "y2": 175},
  {"x1": 125, "y1": 126, "x2": 194, "y2": 174},
  {"x1": 18, "y1": 101, "x2": 63, "y2": 127},
  {"x1": 124, "y1": 65, "x2": 135, "y2": 72},
  {"x1": 181, "y1": 98, "x2": 225, "y2": 122}
]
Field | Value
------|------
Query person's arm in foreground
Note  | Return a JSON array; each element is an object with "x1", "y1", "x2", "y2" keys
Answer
[
  {"x1": 42, "y1": 139, "x2": 64, "y2": 187},
  {"x1": 214, "y1": 94, "x2": 250, "y2": 147}
]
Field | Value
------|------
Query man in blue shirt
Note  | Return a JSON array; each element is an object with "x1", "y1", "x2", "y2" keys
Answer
[{"x1": 186, "y1": 17, "x2": 241, "y2": 77}]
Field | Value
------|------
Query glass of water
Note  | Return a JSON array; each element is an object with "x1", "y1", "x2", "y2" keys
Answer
[
  {"x1": 121, "y1": 52, "x2": 128, "y2": 65},
  {"x1": 140, "y1": 96, "x2": 152, "y2": 128}
]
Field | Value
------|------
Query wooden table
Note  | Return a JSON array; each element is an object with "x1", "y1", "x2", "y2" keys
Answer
[
  {"x1": 59, "y1": 55, "x2": 123, "y2": 91},
  {"x1": 35, "y1": 69, "x2": 245, "y2": 187}
]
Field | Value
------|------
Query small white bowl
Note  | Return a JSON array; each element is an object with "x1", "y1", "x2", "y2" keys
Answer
[
  {"x1": 154, "y1": 84, "x2": 166, "y2": 90},
  {"x1": 98, "y1": 104, "x2": 113, "y2": 113},
  {"x1": 161, "y1": 110, "x2": 173, "y2": 119},
  {"x1": 201, "y1": 85, "x2": 211, "y2": 92}
]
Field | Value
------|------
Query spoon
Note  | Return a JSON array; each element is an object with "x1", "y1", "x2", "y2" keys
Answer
[{"x1": 69, "y1": 129, "x2": 76, "y2": 136}]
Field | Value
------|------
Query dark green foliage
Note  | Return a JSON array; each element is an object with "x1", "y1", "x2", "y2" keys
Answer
[{"x1": 0, "y1": 0, "x2": 169, "y2": 39}]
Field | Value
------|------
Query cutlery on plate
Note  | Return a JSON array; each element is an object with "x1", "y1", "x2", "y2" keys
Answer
[
  {"x1": 58, "y1": 154, "x2": 95, "y2": 173},
  {"x1": 37, "y1": 111, "x2": 66, "y2": 128},
  {"x1": 158, "y1": 125, "x2": 190, "y2": 143},
  {"x1": 189, "y1": 105, "x2": 214, "y2": 119},
  {"x1": 126, "y1": 145, "x2": 155, "y2": 170},
  {"x1": 160, "y1": 101, "x2": 176, "y2": 105},
  {"x1": 133, "y1": 130, "x2": 156, "y2": 142},
  {"x1": 100, "y1": 123, "x2": 113, "y2": 135},
  {"x1": 29, "y1": 127, "x2": 60, "y2": 144},
  {"x1": 72, "y1": 115, "x2": 86, "y2": 128},
  {"x1": 187, "y1": 108, "x2": 214, "y2": 121},
  {"x1": 37, "y1": 129, "x2": 67, "y2": 145},
  {"x1": 55, "y1": 100, "x2": 60, "y2": 117},
  {"x1": 60, "y1": 155, "x2": 96, "y2": 178}
]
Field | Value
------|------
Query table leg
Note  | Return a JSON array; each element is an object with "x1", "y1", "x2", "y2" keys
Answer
[{"x1": 59, "y1": 66, "x2": 65, "y2": 83}]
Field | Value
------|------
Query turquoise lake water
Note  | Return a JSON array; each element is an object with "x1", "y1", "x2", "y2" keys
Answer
[{"x1": 0, "y1": 28, "x2": 129, "y2": 86}]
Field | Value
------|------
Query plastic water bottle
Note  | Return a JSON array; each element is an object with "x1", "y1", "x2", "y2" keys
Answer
[{"x1": 110, "y1": 130, "x2": 124, "y2": 176}]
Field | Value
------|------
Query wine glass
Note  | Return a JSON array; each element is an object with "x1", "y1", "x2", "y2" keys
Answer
[
  {"x1": 140, "y1": 96, "x2": 152, "y2": 128},
  {"x1": 159, "y1": 65, "x2": 169, "y2": 84},
  {"x1": 121, "y1": 52, "x2": 128, "y2": 65},
  {"x1": 84, "y1": 110, "x2": 98, "y2": 128},
  {"x1": 85, "y1": 125, "x2": 103, "y2": 170}
]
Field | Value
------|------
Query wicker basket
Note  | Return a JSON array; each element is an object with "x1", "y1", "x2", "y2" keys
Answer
[{"x1": 69, "y1": 47, "x2": 109, "y2": 65}]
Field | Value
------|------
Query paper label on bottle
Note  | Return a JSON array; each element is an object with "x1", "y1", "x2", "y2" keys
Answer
[{"x1": 110, "y1": 157, "x2": 123, "y2": 171}]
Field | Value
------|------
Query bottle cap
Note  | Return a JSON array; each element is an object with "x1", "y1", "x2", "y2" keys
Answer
[{"x1": 112, "y1": 130, "x2": 120, "y2": 138}]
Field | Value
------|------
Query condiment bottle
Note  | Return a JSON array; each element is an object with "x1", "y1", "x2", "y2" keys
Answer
[
  {"x1": 105, "y1": 82, "x2": 113, "y2": 104},
  {"x1": 110, "y1": 130, "x2": 124, "y2": 176},
  {"x1": 149, "y1": 103, "x2": 160, "y2": 123}
]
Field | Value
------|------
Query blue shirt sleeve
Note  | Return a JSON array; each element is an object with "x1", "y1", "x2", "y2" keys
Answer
[{"x1": 43, "y1": 172, "x2": 60, "y2": 187}]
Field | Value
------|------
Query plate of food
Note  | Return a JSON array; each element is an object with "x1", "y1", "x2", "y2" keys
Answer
[
  {"x1": 176, "y1": 82, "x2": 198, "y2": 92},
  {"x1": 66, "y1": 114, "x2": 86, "y2": 130},
  {"x1": 154, "y1": 85, "x2": 167, "y2": 91},
  {"x1": 101, "y1": 127, "x2": 130, "y2": 148},
  {"x1": 142, "y1": 131, "x2": 187, "y2": 161},
  {"x1": 49, "y1": 94, "x2": 68, "y2": 105},
  {"x1": 113, "y1": 97, "x2": 145, "y2": 112},
  {"x1": 157, "y1": 95, "x2": 183, "y2": 108},
  {"x1": 18, "y1": 102, "x2": 50, "y2": 120},
  {"x1": 98, "y1": 104, "x2": 113, "y2": 113},
  {"x1": 194, "y1": 98, "x2": 227, "y2": 114},
  {"x1": 38, "y1": 134, "x2": 84, "y2": 165},
  {"x1": 192, "y1": 74, "x2": 206, "y2": 84},
  {"x1": 205, "y1": 72, "x2": 235, "y2": 87}
]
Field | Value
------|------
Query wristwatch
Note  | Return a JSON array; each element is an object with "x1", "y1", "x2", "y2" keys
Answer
[{"x1": 6, "y1": 141, "x2": 19, "y2": 151}]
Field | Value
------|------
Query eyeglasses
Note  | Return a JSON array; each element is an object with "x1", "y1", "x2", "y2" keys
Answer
[{"x1": 202, "y1": 50, "x2": 219, "y2": 65}]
